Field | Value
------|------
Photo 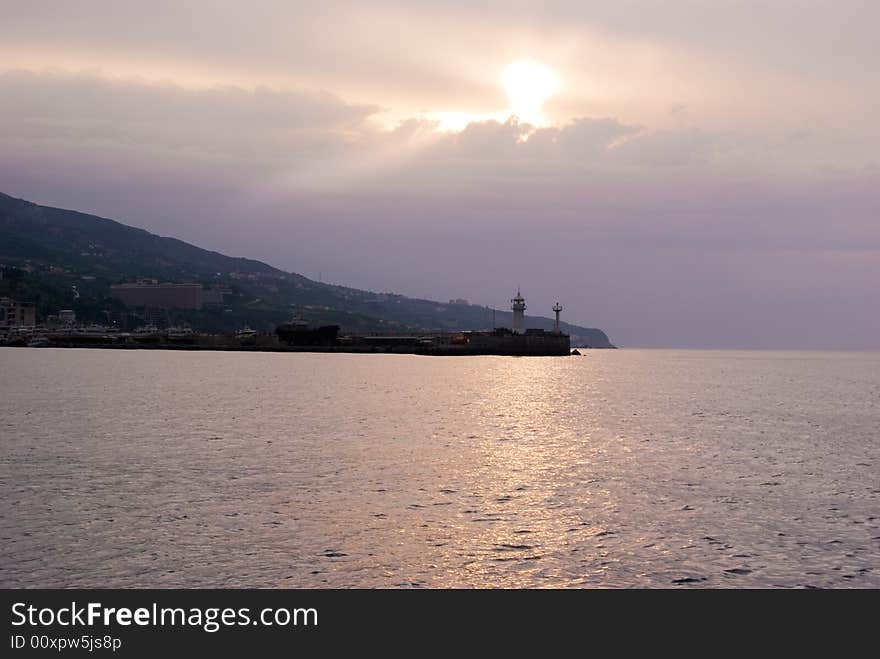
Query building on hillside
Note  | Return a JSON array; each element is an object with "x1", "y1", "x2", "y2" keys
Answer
[
  {"x1": 202, "y1": 285, "x2": 231, "y2": 306},
  {"x1": 110, "y1": 281, "x2": 204, "y2": 309},
  {"x1": 0, "y1": 297, "x2": 36, "y2": 329}
]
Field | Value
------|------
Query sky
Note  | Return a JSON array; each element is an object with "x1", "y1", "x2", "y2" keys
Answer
[{"x1": 1, "y1": 0, "x2": 878, "y2": 348}]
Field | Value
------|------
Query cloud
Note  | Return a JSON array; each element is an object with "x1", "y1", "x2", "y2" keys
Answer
[
  {"x1": 2, "y1": 69, "x2": 875, "y2": 220},
  {"x1": 0, "y1": 70, "x2": 380, "y2": 166}
]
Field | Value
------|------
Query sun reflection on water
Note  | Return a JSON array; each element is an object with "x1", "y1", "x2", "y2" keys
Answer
[{"x1": 427, "y1": 357, "x2": 616, "y2": 587}]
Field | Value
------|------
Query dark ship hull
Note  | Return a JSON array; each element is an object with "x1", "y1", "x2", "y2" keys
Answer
[{"x1": 275, "y1": 323, "x2": 340, "y2": 346}]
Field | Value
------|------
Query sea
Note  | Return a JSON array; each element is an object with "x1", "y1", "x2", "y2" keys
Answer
[{"x1": 1, "y1": 347, "x2": 877, "y2": 588}]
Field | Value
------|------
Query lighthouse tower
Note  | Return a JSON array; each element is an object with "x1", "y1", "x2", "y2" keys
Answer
[
  {"x1": 511, "y1": 288, "x2": 526, "y2": 334},
  {"x1": 553, "y1": 302, "x2": 562, "y2": 333}
]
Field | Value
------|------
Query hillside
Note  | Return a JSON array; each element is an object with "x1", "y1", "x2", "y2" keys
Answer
[{"x1": 0, "y1": 192, "x2": 614, "y2": 347}]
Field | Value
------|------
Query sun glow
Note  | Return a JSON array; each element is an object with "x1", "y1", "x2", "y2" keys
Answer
[
  {"x1": 426, "y1": 59, "x2": 562, "y2": 133},
  {"x1": 432, "y1": 111, "x2": 498, "y2": 132},
  {"x1": 500, "y1": 60, "x2": 561, "y2": 127}
]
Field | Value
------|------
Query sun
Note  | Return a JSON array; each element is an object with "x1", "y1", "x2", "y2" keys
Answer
[
  {"x1": 500, "y1": 60, "x2": 561, "y2": 126},
  {"x1": 427, "y1": 59, "x2": 561, "y2": 132}
]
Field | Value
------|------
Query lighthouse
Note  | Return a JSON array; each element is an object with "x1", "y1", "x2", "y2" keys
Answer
[
  {"x1": 511, "y1": 288, "x2": 526, "y2": 334},
  {"x1": 553, "y1": 302, "x2": 562, "y2": 333}
]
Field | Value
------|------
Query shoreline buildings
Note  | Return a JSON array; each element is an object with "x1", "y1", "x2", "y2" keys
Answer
[{"x1": 5, "y1": 288, "x2": 575, "y2": 355}]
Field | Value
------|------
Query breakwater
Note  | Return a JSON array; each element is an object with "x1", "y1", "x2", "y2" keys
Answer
[{"x1": 4, "y1": 327, "x2": 574, "y2": 356}]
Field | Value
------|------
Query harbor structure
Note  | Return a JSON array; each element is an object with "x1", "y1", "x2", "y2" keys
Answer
[
  {"x1": 273, "y1": 291, "x2": 570, "y2": 355},
  {"x1": 7, "y1": 290, "x2": 572, "y2": 355},
  {"x1": 511, "y1": 288, "x2": 526, "y2": 334}
]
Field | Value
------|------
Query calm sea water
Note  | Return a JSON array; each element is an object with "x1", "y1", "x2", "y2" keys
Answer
[{"x1": 1, "y1": 347, "x2": 877, "y2": 588}]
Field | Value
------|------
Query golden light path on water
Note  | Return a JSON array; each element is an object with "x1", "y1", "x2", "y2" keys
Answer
[
  {"x1": 456, "y1": 358, "x2": 609, "y2": 586},
  {"x1": 1, "y1": 348, "x2": 878, "y2": 588}
]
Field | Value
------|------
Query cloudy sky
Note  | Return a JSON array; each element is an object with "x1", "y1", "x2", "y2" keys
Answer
[{"x1": 2, "y1": 1, "x2": 878, "y2": 347}]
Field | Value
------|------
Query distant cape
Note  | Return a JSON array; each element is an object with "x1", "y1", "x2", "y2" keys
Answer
[{"x1": 0, "y1": 191, "x2": 615, "y2": 347}]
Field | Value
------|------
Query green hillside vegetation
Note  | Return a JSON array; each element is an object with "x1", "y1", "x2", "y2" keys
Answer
[{"x1": 0, "y1": 192, "x2": 614, "y2": 346}]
